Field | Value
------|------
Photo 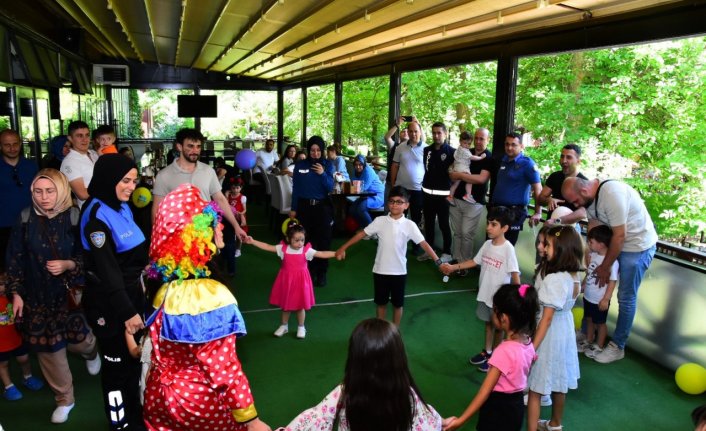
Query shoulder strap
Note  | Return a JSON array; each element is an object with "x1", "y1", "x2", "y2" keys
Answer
[{"x1": 593, "y1": 180, "x2": 614, "y2": 219}]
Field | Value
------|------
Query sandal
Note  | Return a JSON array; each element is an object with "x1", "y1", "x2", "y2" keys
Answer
[{"x1": 538, "y1": 419, "x2": 563, "y2": 431}]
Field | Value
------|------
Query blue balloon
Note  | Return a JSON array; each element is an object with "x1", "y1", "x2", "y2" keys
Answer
[{"x1": 235, "y1": 149, "x2": 257, "y2": 170}]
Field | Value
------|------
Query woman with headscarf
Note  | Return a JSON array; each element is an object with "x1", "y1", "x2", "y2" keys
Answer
[
  {"x1": 43, "y1": 135, "x2": 71, "y2": 170},
  {"x1": 348, "y1": 155, "x2": 384, "y2": 229},
  {"x1": 289, "y1": 136, "x2": 335, "y2": 287},
  {"x1": 143, "y1": 183, "x2": 272, "y2": 431},
  {"x1": 5, "y1": 168, "x2": 100, "y2": 424},
  {"x1": 79, "y1": 154, "x2": 147, "y2": 431}
]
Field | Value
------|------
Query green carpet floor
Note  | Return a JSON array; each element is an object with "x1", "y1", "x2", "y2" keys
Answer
[{"x1": 0, "y1": 204, "x2": 701, "y2": 430}]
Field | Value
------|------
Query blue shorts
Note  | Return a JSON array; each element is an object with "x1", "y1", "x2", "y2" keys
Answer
[
  {"x1": 373, "y1": 273, "x2": 406, "y2": 308},
  {"x1": 0, "y1": 344, "x2": 28, "y2": 362},
  {"x1": 584, "y1": 300, "x2": 608, "y2": 325}
]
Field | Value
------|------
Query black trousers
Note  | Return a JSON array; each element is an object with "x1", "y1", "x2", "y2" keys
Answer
[
  {"x1": 422, "y1": 193, "x2": 452, "y2": 255},
  {"x1": 297, "y1": 199, "x2": 334, "y2": 277},
  {"x1": 96, "y1": 333, "x2": 145, "y2": 431}
]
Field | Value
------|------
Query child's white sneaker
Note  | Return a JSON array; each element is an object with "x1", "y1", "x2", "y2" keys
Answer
[
  {"x1": 584, "y1": 343, "x2": 604, "y2": 359},
  {"x1": 296, "y1": 326, "x2": 307, "y2": 339},
  {"x1": 86, "y1": 354, "x2": 102, "y2": 376},
  {"x1": 51, "y1": 403, "x2": 75, "y2": 424},
  {"x1": 235, "y1": 249, "x2": 241, "y2": 258},
  {"x1": 273, "y1": 325, "x2": 288, "y2": 337},
  {"x1": 577, "y1": 339, "x2": 590, "y2": 353}
]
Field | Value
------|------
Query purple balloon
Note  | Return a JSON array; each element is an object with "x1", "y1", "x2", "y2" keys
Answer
[{"x1": 235, "y1": 149, "x2": 257, "y2": 170}]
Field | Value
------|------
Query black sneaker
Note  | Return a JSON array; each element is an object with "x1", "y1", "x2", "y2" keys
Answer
[
  {"x1": 469, "y1": 350, "x2": 491, "y2": 365},
  {"x1": 478, "y1": 361, "x2": 490, "y2": 372}
]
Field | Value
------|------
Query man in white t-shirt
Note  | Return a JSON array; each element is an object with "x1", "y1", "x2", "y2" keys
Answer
[
  {"x1": 563, "y1": 177, "x2": 657, "y2": 363},
  {"x1": 255, "y1": 139, "x2": 279, "y2": 174},
  {"x1": 60, "y1": 121, "x2": 99, "y2": 208},
  {"x1": 335, "y1": 186, "x2": 440, "y2": 326}
]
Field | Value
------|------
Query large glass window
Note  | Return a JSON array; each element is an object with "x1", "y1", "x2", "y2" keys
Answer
[
  {"x1": 138, "y1": 89, "x2": 194, "y2": 139},
  {"x1": 306, "y1": 84, "x2": 334, "y2": 143},
  {"x1": 283, "y1": 89, "x2": 302, "y2": 146},
  {"x1": 200, "y1": 89, "x2": 277, "y2": 141},
  {"x1": 400, "y1": 62, "x2": 497, "y2": 144},
  {"x1": 515, "y1": 37, "x2": 706, "y2": 242},
  {"x1": 341, "y1": 76, "x2": 389, "y2": 160}
]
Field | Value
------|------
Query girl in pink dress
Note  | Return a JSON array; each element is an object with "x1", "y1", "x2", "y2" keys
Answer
[{"x1": 245, "y1": 224, "x2": 335, "y2": 339}]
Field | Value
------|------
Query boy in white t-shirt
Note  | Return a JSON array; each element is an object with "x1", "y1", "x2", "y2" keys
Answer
[
  {"x1": 580, "y1": 225, "x2": 619, "y2": 359},
  {"x1": 336, "y1": 186, "x2": 440, "y2": 326},
  {"x1": 440, "y1": 206, "x2": 520, "y2": 372}
]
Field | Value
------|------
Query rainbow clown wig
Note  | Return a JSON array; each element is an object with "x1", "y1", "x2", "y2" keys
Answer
[{"x1": 149, "y1": 184, "x2": 222, "y2": 282}]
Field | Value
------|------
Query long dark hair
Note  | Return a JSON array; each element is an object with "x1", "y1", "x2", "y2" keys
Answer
[
  {"x1": 493, "y1": 284, "x2": 539, "y2": 337},
  {"x1": 339, "y1": 318, "x2": 429, "y2": 431},
  {"x1": 539, "y1": 225, "x2": 583, "y2": 278}
]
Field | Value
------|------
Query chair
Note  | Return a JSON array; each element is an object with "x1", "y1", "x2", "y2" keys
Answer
[{"x1": 269, "y1": 174, "x2": 292, "y2": 232}]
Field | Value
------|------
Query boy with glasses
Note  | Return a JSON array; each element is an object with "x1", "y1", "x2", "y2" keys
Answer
[{"x1": 336, "y1": 186, "x2": 441, "y2": 326}]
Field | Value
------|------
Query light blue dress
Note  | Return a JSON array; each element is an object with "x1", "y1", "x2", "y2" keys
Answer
[{"x1": 527, "y1": 272, "x2": 580, "y2": 394}]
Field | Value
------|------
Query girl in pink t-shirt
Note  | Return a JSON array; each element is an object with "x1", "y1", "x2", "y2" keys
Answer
[{"x1": 443, "y1": 284, "x2": 539, "y2": 431}]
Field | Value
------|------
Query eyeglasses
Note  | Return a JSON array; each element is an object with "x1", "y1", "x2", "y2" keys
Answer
[
  {"x1": 388, "y1": 199, "x2": 407, "y2": 206},
  {"x1": 12, "y1": 167, "x2": 22, "y2": 187}
]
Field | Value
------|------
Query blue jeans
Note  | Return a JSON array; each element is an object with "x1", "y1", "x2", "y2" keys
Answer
[
  {"x1": 350, "y1": 197, "x2": 372, "y2": 228},
  {"x1": 613, "y1": 245, "x2": 656, "y2": 349}
]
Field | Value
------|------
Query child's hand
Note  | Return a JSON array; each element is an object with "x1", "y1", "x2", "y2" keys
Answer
[
  {"x1": 335, "y1": 249, "x2": 346, "y2": 260},
  {"x1": 439, "y1": 262, "x2": 454, "y2": 275},
  {"x1": 243, "y1": 236, "x2": 254, "y2": 244},
  {"x1": 442, "y1": 416, "x2": 460, "y2": 431},
  {"x1": 598, "y1": 297, "x2": 610, "y2": 311}
]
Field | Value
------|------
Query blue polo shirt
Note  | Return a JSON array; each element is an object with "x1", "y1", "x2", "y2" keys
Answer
[
  {"x1": 0, "y1": 157, "x2": 38, "y2": 228},
  {"x1": 491, "y1": 153, "x2": 541, "y2": 206}
]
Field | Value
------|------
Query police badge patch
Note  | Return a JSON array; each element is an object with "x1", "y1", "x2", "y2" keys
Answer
[
  {"x1": 440, "y1": 153, "x2": 447, "y2": 161},
  {"x1": 90, "y1": 231, "x2": 106, "y2": 248}
]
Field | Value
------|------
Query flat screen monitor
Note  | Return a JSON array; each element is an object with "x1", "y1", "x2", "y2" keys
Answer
[{"x1": 177, "y1": 95, "x2": 218, "y2": 118}]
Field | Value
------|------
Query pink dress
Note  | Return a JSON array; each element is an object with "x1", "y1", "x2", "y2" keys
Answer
[{"x1": 269, "y1": 242, "x2": 316, "y2": 311}]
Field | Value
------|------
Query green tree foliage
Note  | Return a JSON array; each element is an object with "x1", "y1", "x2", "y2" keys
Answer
[
  {"x1": 516, "y1": 38, "x2": 706, "y2": 241},
  {"x1": 401, "y1": 62, "x2": 497, "y2": 138},
  {"x1": 342, "y1": 76, "x2": 388, "y2": 157},
  {"x1": 306, "y1": 84, "x2": 334, "y2": 143},
  {"x1": 283, "y1": 89, "x2": 302, "y2": 144},
  {"x1": 124, "y1": 89, "x2": 143, "y2": 139}
]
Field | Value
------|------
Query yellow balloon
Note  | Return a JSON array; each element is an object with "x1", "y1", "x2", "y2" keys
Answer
[
  {"x1": 282, "y1": 217, "x2": 299, "y2": 236},
  {"x1": 675, "y1": 363, "x2": 706, "y2": 395},
  {"x1": 571, "y1": 307, "x2": 584, "y2": 330},
  {"x1": 132, "y1": 187, "x2": 152, "y2": 208}
]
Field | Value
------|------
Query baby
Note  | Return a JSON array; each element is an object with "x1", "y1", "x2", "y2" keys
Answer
[{"x1": 447, "y1": 131, "x2": 486, "y2": 206}]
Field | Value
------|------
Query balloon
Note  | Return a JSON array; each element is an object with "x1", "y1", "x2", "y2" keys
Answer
[
  {"x1": 282, "y1": 217, "x2": 299, "y2": 236},
  {"x1": 132, "y1": 187, "x2": 152, "y2": 208},
  {"x1": 571, "y1": 307, "x2": 584, "y2": 330},
  {"x1": 235, "y1": 149, "x2": 257, "y2": 170},
  {"x1": 675, "y1": 363, "x2": 706, "y2": 395},
  {"x1": 344, "y1": 215, "x2": 359, "y2": 234}
]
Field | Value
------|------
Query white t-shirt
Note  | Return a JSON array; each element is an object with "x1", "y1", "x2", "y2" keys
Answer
[
  {"x1": 587, "y1": 181, "x2": 657, "y2": 252},
  {"x1": 256, "y1": 149, "x2": 279, "y2": 173},
  {"x1": 60, "y1": 149, "x2": 99, "y2": 208},
  {"x1": 364, "y1": 215, "x2": 425, "y2": 275},
  {"x1": 276, "y1": 244, "x2": 317, "y2": 261},
  {"x1": 474, "y1": 239, "x2": 520, "y2": 307},
  {"x1": 583, "y1": 252, "x2": 619, "y2": 304}
]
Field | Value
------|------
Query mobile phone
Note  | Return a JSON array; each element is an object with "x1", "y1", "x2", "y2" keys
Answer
[{"x1": 401, "y1": 115, "x2": 413, "y2": 122}]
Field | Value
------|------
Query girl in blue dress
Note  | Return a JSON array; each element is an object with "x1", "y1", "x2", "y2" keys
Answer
[{"x1": 526, "y1": 226, "x2": 583, "y2": 431}]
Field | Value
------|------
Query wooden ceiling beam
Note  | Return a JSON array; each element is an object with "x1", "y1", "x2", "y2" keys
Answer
[
  {"x1": 175, "y1": 0, "x2": 188, "y2": 66},
  {"x1": 54, "y1": 0, "x2": 124, "y2": 60},
  {"x1": 205, "y1": 0, "x2": 280, "y2": 71},
  {"x1": 189, "y1": 0, "x2": 230, "y2": 68},
  {"x1": 107, "y1": 0, "x2": 144, "y2": 63},
  {"x1": 252, "y1": 0, "x2": 474, "y2": 78},
  {"x1": 222, "y1": 0, "x2": 336, "y2": 73},
  {"x1": 144, "y1": 0, "x2": 161, "y2": 66}
]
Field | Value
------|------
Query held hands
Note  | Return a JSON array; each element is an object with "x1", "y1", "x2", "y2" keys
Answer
[
  {"x1": 243, "y1": 235, "x2": 254, "y2": 244},
  {"x1": 442, "y1": 416, "x2": 461, "y2": 431},
  {"x1": 245, "y1": 418, "x2": 272, "y2": 431},
  {"x1": 439, "y1": 263, "x2": 455, "y2": 275},
  {"x1": 335, "y1": 248, "x2": 346, "y2": 260},
  {"x1": 125, "y1": 314, "x2": 144, "y2": 336}
]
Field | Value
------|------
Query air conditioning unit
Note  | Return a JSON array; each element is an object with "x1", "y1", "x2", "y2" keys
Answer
[{"x1": 93, "y1": 64, "x2": 130, "y2": 86}]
